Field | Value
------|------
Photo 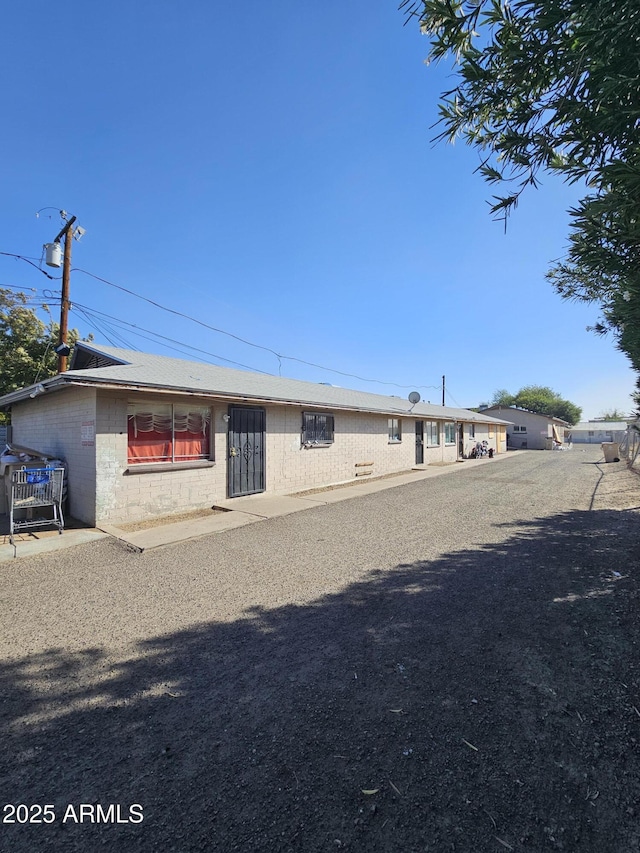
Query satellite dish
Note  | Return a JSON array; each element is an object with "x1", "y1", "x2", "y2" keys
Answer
[{"x1": 408, "y1": 391, "x2": 421, "y2": 404}]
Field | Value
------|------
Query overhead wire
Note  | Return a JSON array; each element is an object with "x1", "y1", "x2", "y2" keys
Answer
[
  {"x1": 2, "y1": 250, "x2": 445, "y2": 393},
  {"x1": 445, "y1": 389, "x2": 464, "y2": 408},
  {"x1": 72, "y1": 268, "x2": 442, "y2": 391},
  {"x1": 0, "y1": 251, "x2": 60, "y2": 280},
  {"x1": 71, "y1": 301, "x2": 272, "y2": 373},
  {"x1": 73, "y1": 305, "x2": 140, "y2": 351}
]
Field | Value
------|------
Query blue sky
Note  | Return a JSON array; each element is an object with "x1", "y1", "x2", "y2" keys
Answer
[{"x1": 1, "y1": 1, "x2": 635, "y2": 418}]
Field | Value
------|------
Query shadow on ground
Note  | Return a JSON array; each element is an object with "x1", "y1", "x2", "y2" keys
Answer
[{"x1": 1, "y1": 507, "x2": 640, "y2": 852}]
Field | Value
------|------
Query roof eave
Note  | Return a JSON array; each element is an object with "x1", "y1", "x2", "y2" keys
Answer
[{"x1": 0, "y1": 373, "x2": 511, "y2": 424}]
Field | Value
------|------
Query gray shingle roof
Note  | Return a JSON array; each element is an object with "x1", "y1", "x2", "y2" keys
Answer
[
  {"x1": 1, "y1": 343, "x2": 510, "y2": 424},
  {"x1": 480, "y1": 405, "x2": 572, "y2": 427}
]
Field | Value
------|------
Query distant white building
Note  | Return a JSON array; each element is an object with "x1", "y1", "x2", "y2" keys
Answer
[{"x1": 567, "y1": 421, "x2": 629, "y2": 445}]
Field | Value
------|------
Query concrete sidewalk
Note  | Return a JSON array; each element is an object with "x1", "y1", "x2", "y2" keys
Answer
[
  {"x1": 96, "y1": 452, "x2": 517, "y2": 552},
  {"x1": 0, "y1": 453, "x2": 517, "y2": 557},
  {"x1": 0, "y1": 527, "x2": 108, "y2": 562}
]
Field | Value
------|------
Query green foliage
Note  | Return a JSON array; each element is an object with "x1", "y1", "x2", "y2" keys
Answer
[
  {"x1": 492, "y1": 384, "x2": 582, "y2": 424},
  {"x1": 407, "y1": 0, "x2": 640, "y2": 389},
  {"x1": 491, "y1": 388, "x2": 515, "y2": 406},
  {"x1": 0, "y1": 289, "x2": 88, "y2": 398},
  {"x1": 598, "y1": 408, "x2": 627, "y2": 421}
]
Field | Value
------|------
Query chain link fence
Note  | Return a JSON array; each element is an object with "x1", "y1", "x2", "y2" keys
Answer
[{"x1": 619, "y1": 421, "x2": 640, "y2": 471}]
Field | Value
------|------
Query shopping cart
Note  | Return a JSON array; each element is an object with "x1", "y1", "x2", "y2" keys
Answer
[{"x1": 9, "y1": 467, "x2": 65, "y2": 545}]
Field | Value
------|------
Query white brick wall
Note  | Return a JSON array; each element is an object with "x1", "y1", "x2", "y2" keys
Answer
[
  {"x1": 10, "y1": 389, "x2": 506, "y2": 524},
  {"x1": 11, "y1": 387, "x2": 98, "y2": 523},
  {"x1": 264, "y1": 406, "x2": 441, "y2": 492},
  {"x1": 94, "y1": 392, "x2": 227, "y2": 524}
]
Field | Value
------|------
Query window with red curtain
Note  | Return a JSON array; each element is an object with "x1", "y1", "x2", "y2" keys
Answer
[{"x1": 127, "y1": 403, "x2": 211, "y2": 464}]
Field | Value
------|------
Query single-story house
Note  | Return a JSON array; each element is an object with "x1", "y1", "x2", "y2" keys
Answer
[
  {"x1": 0, "y1": 343, "x2": 510, "y2": 525},
  {"x1": 566, "y1": 421, "x2": 629, "y2": 445},
  {"x1": 480, "y1": 405, "x2": 571, "y2": 450}
]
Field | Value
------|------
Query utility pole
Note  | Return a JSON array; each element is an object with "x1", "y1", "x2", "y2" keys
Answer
[
  {"x1": 442, "y1": 375, "x2": 445, "y2": 406},
  {"x1": 45, "y1": 213, "x2": 82, "y2": 373},
  {"x1": 56, "y1": 216, "x2": 75, "y2": 373}
]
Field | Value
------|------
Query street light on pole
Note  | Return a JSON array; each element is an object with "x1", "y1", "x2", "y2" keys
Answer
[{"x1": 43, "y1": 211, "x2": 86, "y2": 373}]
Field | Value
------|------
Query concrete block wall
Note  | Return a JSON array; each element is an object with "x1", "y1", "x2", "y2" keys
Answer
[
  {"x1": 10, "y1": 387, "x2": 98, "y2": 523},
  {"x1": 95, "y1": 391, "x2": 228, "y2": 524},
  {"x1": 264, "y1": 407, "x2": 459, "y2": 493},
  {"x1": 459, "y1": 422, "x2": 505, "y2": 457},
  {"x1": 10, "y1": 389, "x2": 508, "y2": 524}
]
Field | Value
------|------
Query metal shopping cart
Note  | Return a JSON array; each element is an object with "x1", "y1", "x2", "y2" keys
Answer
[{"x1": 9, "y1": 467, "x2": 65, "y2": 545}]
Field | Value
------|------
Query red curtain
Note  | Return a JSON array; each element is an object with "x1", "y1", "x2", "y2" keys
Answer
[
  {"x1": 173, "y1": 432, "x2": 209, "y2": 461},
  {"x1": 127, "y1": 416, "x2": 209, "y2": 464},
  {"x1": 127, "y1": 420, "x2": 172, "y2": 463}
]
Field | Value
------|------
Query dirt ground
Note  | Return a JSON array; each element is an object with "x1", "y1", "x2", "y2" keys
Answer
[{"x1": 1, "y1": 449, "x2": 640, "y2": 852}]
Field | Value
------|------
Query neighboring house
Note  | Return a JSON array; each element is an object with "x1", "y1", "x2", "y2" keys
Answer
[
  {"x1": 0, "y1": 343, "x2": 509, "y2": 526},
  {"x1": 567, "y1": 421, "x2": 629, "y2": 444},
  {"x1": 481, "y1": 405, "x2": 571, "y2": 450}
]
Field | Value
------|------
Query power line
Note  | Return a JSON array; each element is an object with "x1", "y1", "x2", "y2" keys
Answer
[
  {"x1": 445, "y1": 389, "x2": 464, "y2": 408},
  {"x1": 72, "y1": 268, "x2": 442, "y2": 391},
  {"x1": 73, "y1": 306, "x2": 140, "y2": 351},
  {"x1": 2, "y1": 251, "x2": 443, "y2": 392},
  {"x1": 71, "y1": 302, "x2": 273, "y2": 373},
  {"x1": 0, "y1": 251, "x2": 60, "y2": 280}
]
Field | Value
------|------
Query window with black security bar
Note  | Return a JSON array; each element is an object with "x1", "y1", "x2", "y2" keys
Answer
[{"x1": 302, "y1": 412, "x2": 335, "y2": 445}]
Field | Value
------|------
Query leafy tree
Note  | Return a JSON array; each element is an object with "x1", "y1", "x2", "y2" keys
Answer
[
  {"x1": 406, "y1": 0, "x2": 640, "y2": 397},
  {"x1": 0, "y1": 289, "x2": 88, "y2": 399},
  {"x1": 597, "y1": 408, "x2": 628, "y2": 421},
  {"x1": 491, "y1": 389, "x2": 515, "y2": 407},
  {"x1": 491, "y1": 385, "x2": 582, "y2": 424}
]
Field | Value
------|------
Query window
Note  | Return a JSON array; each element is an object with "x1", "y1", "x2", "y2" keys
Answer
[
  {"x1": 127, "y1": 402, "x2": 212, "y2": 465},
  {"x1": 302, "y1": 412, "x2": 334, "y2": 445},
  {"x1": 469, "y1": 423, "x2": 475, "y2": 439},
  {"x1": 388, "y1": 418, "x2": 402, "y2": 443},
  {"x1": 513, "y1": 425, "x2": 527, "y2": 433},
  {"x1": 425, "y1": 421, "x2": 440, "y2": 446},
  {"x1": 444, "y1": 422, "x2": 456, "y2": 444}
]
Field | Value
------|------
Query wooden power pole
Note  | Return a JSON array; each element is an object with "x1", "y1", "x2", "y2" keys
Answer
[{"x1": 51, "y1": 215, "x2": 77, "y2": 373}]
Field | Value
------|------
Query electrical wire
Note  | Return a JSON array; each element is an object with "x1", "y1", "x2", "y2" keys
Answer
[
  {"x1": 73, "y1": 306, "x2": 140, "y2": 351},
  {"x1": 72, "y1": 268, "x2": 442, "y2": 391},
  {"x1": 0, "y1": 283, "x2": 39, "y2": 293},
  {"x1": 71, "y1": 301, "x2": 273, "y2": 373},
  {"x1": 0, "y1": 251, "x2": 59, "y2": 280},
  {"x1": 3, "y1": 251, "x2": 444, "y2": 392},
  {"x1": 445, "y1": 389, "x2": 464, "y2": 408}
]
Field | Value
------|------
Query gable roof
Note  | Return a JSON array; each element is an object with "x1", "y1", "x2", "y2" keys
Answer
[
  {"x1": 0, "y1": 342, "x2": 510, "y2": 424},
  {"x1": 481, "y1": 405, "x2": 572, "y2": 428}
]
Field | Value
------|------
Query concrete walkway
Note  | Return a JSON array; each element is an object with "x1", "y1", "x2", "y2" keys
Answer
[
  {"x1": 0, "y1": 527, "x2": 108, "y2": 562},
  {"x1": 98, "y1": 453, "x2": 517, "y2": 552},
  {"x1": 0, "y1": 452, "x2": 518, "y2": 558}
]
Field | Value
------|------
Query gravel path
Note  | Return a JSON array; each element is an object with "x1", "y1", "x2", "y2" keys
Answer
[{"x1": 1, "y1": 447, "x2": 640, "y2": 852}]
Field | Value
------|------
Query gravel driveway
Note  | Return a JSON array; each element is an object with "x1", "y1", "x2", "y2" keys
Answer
[{"x1": 1, "y1": 447, "x2": 640, "y2": 852}]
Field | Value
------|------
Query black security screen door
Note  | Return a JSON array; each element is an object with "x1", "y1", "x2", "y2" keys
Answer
[
  {"x1": 415, "y1": 420, "x2": 424, "y2": 465},
  {"x1": 228, "y1": 406, "x2": 266, "y2": 497}
]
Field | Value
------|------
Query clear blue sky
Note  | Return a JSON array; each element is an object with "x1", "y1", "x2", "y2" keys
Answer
[{"x1": 1, "y1": 1, "x2": 635, "y2": 418}]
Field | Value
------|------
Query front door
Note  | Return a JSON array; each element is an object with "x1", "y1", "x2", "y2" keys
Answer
[
  {"x1": 415, "y1": 420, "x2": 424, "y2": 465},
  {"x1": 228, "y1": 405, "x2": 265, "y2": 497}
]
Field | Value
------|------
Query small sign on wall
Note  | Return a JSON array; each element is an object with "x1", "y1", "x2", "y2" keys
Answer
[{"x1": 81, "y1": 420, "x2": 95, "y2": 446}]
